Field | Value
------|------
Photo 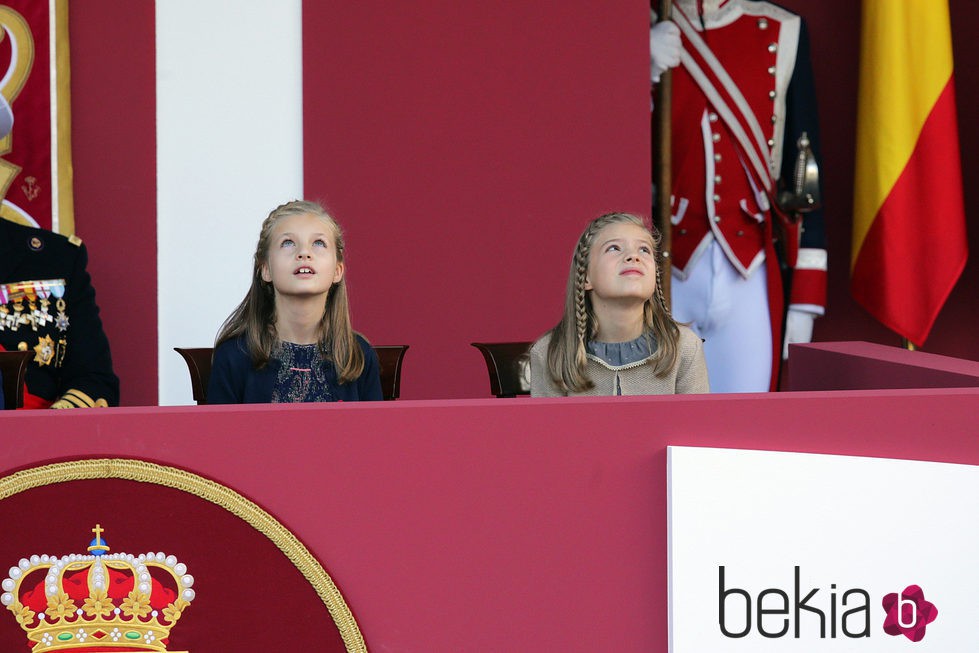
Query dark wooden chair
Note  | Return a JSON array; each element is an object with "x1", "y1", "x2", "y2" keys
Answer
[
  {"x1": 374, "y1": 345, "x2": 409, "y2": 400},
  {"x1": 173, "y1": 347, "x2": 214, "y2": 405},
  {"x1": 174, "y1": 344, "x2": 409, "y2": 404},
  {"x1": 471, "y1": 342, "x2": 532, "y2": 398},
  {"x1": 0, "y1": 350, "x2": 33, "y2": 410}
]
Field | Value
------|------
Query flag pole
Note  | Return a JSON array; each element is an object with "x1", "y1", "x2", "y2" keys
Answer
[{"x1": 653, "y1": 0, "x2": 673, "y2": 308}]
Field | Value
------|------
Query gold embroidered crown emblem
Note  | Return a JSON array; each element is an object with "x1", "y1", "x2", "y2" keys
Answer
[{"x1": 1, "y1": 525, "x2": 195, "y2": 651}]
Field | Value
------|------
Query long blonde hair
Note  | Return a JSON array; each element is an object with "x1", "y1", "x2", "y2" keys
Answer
[
  {"x1": 214, "y1": 200, "x2": 365, "y2": 383},
  {"x1": 543, "y1": 212, "x2": 680, "y2": 393}
]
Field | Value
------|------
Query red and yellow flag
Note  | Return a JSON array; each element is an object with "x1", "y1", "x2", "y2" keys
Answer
[{"x1": 851, "y1": 0, "x2": 968, "y2": 347}]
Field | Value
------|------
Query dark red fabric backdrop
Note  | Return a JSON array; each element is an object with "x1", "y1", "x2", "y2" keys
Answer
[
  {"x1": 0, "y1": 476, "x2": 348, "y2": 653},
  {"x1": 301, "y1": 1, "x2": 651, "y2": 400},
  {"x1": 69, "y1": 2, "x2": 157, "y2": 407}
]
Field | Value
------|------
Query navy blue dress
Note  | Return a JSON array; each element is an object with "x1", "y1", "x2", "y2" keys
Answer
[{"x1": 207, "y1": 333, "x2": 383, "y2": 404}]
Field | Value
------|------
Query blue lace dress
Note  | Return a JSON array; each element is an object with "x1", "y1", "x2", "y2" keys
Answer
[{"x1": 271, "y1": 342, "x2": 338, "y2": 403}]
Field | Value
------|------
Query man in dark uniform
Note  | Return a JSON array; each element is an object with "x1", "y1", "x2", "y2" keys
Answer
[{"x1": 0, "y1": 217, "x2": 119, "y2": 408}]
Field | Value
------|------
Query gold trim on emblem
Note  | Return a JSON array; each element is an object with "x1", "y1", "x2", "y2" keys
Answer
[{"x1": 0, "y1": 459, "x2": 368, "y2": 653}]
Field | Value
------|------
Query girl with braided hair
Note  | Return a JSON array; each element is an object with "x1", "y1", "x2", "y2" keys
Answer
[{"x1": 530, "y1": 212, "x2": 709, "y2": 396}]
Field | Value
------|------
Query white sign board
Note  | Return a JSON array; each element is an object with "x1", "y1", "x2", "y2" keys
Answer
[{"x1": 668, "y1": 446, "x2": 979, "y2": 651}]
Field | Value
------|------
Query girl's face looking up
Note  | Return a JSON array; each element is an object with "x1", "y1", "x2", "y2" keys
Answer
[
  {"x1": 261, "y1": 212, "x2": 344, "y2": 300},
  {"x1": 584, "y1": 221, "x2": 657, "y2": 305}
]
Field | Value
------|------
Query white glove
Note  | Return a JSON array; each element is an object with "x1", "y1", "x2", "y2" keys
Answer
[
  {"x1": 650, "y1": 21, "x2": 682, "y2": 84},
  {"x1": 782, "y1": 308, "x2": 817, "y2": 360}
]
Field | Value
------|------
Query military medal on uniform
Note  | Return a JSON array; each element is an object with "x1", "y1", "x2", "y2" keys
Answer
[
  {"x1": 1, "y1": 279, "x2": 69, "y2": 367},
  {"x1": 0, "y1": 280, "x2": 65, "y2": 323},
  {"x1": 13, "y1": 297, "x2": 29, "y2": 329},
  {"x1": 32, "y1": 281, "x2": 55, "y2": 328},
  {"x1": 50, "y1": 281, "x2": 69, "y2": 331},
  {"x1": 33, "y1": 334, "x2": 56, "y2": 366},
  {"x1": 0, "y1": 302, "x2": 11, "y2": 330},
  {"x1": 0, "y1": 283, "x2": 11, "y2": 330},
  {"x1": 49, "y1": 281, "x2": 69, "y2": 366}
]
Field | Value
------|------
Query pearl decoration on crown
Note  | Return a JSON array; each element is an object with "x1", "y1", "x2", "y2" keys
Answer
[
  {"x1": 2, "y1": 528, "x2": 195, "y2": 653},
  {"x1": 0, "y1": 551, "x2": 198, "y2": 602}
]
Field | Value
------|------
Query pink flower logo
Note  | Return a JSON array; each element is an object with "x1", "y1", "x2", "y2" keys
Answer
[{"x1": 882, "y1": 585, "x2": 938, "y2": 642}]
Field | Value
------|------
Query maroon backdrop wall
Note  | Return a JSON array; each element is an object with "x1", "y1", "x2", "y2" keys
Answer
[
  {"x1": 302, "y1": 0, "x2": 652, "y2": 400},
  {"x1": 65, "y1": 1, "x2": 976, "y2": 404},
  {"x1": 69, "y1": 2, "x2": 157, "y2": 406}
]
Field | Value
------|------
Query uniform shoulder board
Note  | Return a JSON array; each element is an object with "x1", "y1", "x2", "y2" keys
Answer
[{"x1": 68, "y1": 234, "x2": 83, "y2": 247}]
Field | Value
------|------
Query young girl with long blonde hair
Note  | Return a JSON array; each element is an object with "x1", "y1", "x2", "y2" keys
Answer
[
  {"x1": 208, "y1": 200, "x2": 382, "y2": 403},
  {"x1": 530, "y1": 212, "x2": 708, "y2": 396}
]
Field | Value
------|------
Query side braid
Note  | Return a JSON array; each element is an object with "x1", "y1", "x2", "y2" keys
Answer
[
  {"x1": 573, "y1": 239, "x2": 591, "y2": 367},
  {"x1": 653, "y1": 260, "x2": 672, "y2": 318}
]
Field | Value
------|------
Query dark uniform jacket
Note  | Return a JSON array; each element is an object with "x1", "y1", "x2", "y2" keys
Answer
[{"x1": 0, "y1": 218, "x2": 119, "y2": 407}]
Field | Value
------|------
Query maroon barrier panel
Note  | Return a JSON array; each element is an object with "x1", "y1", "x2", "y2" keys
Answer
[
  {"x1": 789, "y1": 341, "x2": 979, "y2": 391},
  {"x1": 1, "y1": 391, "x2": 977, "y2": 651}
]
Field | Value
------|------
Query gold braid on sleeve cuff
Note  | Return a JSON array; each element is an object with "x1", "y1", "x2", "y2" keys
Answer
[{"x1": 50, "y1": 389, "x2": 109, "y2": 409}]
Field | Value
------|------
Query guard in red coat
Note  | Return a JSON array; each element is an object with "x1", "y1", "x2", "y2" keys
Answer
[{"x1": 651, "y1": 0, "x2": 826, "y2": 392}]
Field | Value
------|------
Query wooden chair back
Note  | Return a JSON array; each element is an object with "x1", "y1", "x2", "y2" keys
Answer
[
  {"x1": 173, "y1": 347, "x2": 214, "y2": 405},
  {"x1": 375, "y1": 345, "x2": 409, "y2": 400},
  {"x1": 470, "y1": 342, "x2": 532, "y2": 398},
  {"x1": 174, "y1": 344, "x2": 409, "y2": 403},
  {"x1": 0, "y1": 350, "x2": 32, "y2": 410}
]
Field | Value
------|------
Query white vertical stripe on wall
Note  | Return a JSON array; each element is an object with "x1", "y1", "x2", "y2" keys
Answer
[{"x1": 156, "y1": 1, "x2": 303, "y2": 405}]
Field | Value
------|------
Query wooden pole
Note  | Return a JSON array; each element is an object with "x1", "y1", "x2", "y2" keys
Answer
[{"x1": 653, "y1": 0, "x2": 674, "y2": 308}]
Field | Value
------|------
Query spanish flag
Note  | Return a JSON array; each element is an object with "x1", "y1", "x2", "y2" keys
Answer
[{"x1": 851, "y1": 0, "x2": 968, "y2": 347}]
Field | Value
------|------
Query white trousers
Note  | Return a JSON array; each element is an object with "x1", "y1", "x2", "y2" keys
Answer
[{"x1": 670, "y1": 241, "x2": 772, "y2": 393}]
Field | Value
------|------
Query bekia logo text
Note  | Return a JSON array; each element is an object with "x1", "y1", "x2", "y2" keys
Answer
[{"x1": 719, "y1": 566, "x2": 938, "y2": 642}]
